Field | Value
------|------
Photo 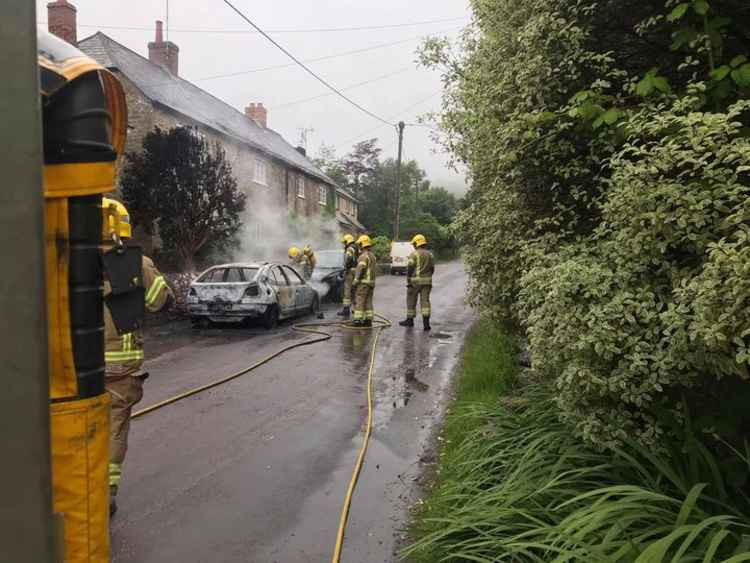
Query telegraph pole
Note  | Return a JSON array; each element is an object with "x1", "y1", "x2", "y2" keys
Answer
[{"x1": 393, "y1": 120, "x2": 405, "y2": 241}]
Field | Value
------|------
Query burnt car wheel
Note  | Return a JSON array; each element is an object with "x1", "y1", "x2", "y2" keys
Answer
[{"x1": 263, "y1": 304, "x2": 279, "y2": 330}]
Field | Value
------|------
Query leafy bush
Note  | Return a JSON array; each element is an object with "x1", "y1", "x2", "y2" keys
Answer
[
  {"x1": 370, "y1": 235, "x2": 391, "y2": 263},
  {"x1": 427, "y1": 0, "x2": 750, "y2": 445},
  {"x1": 519, "y1": 100, "x2": 750, "y2": 446}
]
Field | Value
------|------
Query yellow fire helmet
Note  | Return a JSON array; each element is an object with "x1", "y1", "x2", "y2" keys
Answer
[
  {"x1": 288, "y1": 246, "x2": 301, "y2": 259},
  {"x1": 303, "y1": 244, "x2": 314, "y2": 256},
  {"x1": 341, "y1": 234, "x2": 355, "y2": 245},
  {"x1": 356, "y1": 234, "x2": 373, "y2": 249},
  {"x1": 412, "y1": 234, "x2": 428, "y2": 248},
  {"x1": 102, "y1": 197, "x2": 132, "y2": 240}
]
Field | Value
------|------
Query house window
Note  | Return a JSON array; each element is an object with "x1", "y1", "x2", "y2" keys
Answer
[
  {"x1": 254, "y1": 159, "x2": 267, "y2": 186},
  {"x1": 319, "y1": 185, "x2": 327, "y2": 205},
  {"x1": 296, "y1": 176, "x2": 305, "y2": 198}
]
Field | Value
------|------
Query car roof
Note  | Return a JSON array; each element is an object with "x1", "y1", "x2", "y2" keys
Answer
[{"x1": 205, "y1": 262, "x2": 268, "y2": 269}]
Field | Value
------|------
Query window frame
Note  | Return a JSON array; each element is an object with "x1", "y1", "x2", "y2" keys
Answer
[
  {"x1": 254, "y1": 158, "x2": 268, "y2": 186},
  {"x1": 296, "y1": 175, "x2": 305, "y2": 199},
  {"x1": 283, "y1": 266, "x2": 305, "y2": 285},
  {"x1": 273, "y1": 266, "x2": 290, "y2": 286},
  {"x1": 318, "y1": 185, "x2": 327, "y2": 205}
]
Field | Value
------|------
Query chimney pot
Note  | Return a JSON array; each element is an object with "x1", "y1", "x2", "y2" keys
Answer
[
  {"x1": 148, "y1": 20, "x2": 179, "y2": 75},
  {"x1": 245, "y1": 102, "x2": 268, "y2": 128},
  {"x1": 47, "y1": 0, "x2": 77, "y2": 45}
]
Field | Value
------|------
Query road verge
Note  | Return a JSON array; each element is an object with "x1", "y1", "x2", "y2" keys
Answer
[{"x1": 404, "y1": 320, "x2": 750, "y2": 562}]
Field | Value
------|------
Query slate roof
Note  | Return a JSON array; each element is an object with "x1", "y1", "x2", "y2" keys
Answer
[
  {"x1": 337, "y1": 211, "x2": 365, "y2": 231},
  {"x1": 78, "y1": 32, "x2": 335, "y2": 186}
]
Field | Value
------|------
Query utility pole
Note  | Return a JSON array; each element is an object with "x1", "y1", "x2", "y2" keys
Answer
[
  {"x1": 393, "y1": 120, "x2": 405, "y2": 241},
  {"x1": 0, "y1": 4, "x2": 55, "y2": 562}
]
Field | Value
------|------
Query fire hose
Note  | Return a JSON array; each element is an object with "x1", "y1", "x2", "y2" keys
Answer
[{"x1": 131, "y1": 314, "x2": 392, "y2": 563}]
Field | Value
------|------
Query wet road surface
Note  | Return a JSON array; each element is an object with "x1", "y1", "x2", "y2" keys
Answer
[{"x1": 111, "y1": 260, "x2": 473, "y2": 563}]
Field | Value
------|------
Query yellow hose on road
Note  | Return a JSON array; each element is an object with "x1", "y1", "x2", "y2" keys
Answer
[
  {"x1": 129, "y1": 312, "x2": 391, "y2": 563},
  {"x1": 331, "y1": 317, "x2": 388, "y2": 563}
]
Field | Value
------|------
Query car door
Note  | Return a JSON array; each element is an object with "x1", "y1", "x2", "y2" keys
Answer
[
  {"x1": 283, "y1": 265, "x2": 310, "y2": 312},
  {"x1": 271, "y1": 266, "x2": 295, "y2": 317}
]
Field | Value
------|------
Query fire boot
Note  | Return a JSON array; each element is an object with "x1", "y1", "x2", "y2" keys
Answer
[
  {"x1": 110, "y1": 485, "x2": 118, "y2": 517},
  {"x1": 352, "y1": 319, "x2": 365, "y2": 328},
  {"x1": 363, "y1": 319, "x2": 373, "y2": 328},
  {"x1": 423, "y1": 316, "x2": 432, "y2": 332},
  {"x1": 399, "y1": 318, "x2": 414, "y2": 327},
  {"x1": 337, "y1": 306, "x2": 351, "y2": 319}
]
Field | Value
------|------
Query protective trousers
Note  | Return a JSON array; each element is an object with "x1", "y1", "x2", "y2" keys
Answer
[
  {"x1": 407, "y1": 284, "x2": 432, "y2": 318},
  {"x1": 106, "y1": 376, "x2": 144, "y2": 487},
  {"x1": 343, "y1": 270, "x2": 355, "y2": 307},
  {"x1": 353, "y1": 284, "x2": 374, "y2": 321}
]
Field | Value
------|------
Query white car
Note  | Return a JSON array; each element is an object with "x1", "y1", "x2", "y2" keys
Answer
[
  {"x1": 390, "y1": 241, "x2": 412, "y2": 275},
  {"x1": 187, "y1": 262, "x2": 319, "y2": 329}
]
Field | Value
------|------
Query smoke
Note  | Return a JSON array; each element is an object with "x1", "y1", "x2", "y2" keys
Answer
[{"x1": 232, "y1": 195, "x2": 343, "y2": 268}]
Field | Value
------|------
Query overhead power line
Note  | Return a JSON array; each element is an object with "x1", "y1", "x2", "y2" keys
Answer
[
  {"x1": 220, "y1": 0, "x2": 394, "y2": 126},
  {"x1": 268, "y1": 65, "x2": 416, "y2": 111},
  {"x1": 196, "y1": 28, "x2": 460, "y2": 82},
  {"x1": 38, "y1": 16, "x2": 467, "y2": 34},
  {"x1": 336, "y1": 91, "x2": 442, "y2": 149}
]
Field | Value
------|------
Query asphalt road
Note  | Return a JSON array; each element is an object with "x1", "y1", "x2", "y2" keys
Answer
[{"x1": 111, "y1": 260, "x2": 473, "y2": 563}]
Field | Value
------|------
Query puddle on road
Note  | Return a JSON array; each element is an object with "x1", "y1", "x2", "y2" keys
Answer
[{"x1": 372, "y1": 333, "x2": 436, "y2": 429}]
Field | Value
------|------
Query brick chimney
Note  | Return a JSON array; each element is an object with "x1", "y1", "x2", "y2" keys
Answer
[
  {"x1": 245, "y1": 103, "x2": 267, "y2": 128},
  {"x1": 47, "y1": 0, "x2": 77, "y2": 45},
  {"x1": 148, "y1": 21, "x2": 179, "y2": 75}
]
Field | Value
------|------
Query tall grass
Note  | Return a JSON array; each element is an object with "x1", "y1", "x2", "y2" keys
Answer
[{"x1": 405, "y1": 323, "x2": 750, "y2": 562}]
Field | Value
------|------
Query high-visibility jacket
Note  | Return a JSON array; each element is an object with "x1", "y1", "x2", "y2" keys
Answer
[
  {"x1": 344, "y1": 243, "x2": 358, "y2": 271},
  {"x1": 355, "y1": 249, "x2": 377, "y2": 287},
  {"x1": 305, "y1": 249, "x2": 317, "y2": 271},
  {"x1": 104, "y1": 255, "x2": 172, "y2": 378},
  {"x1": 292, "y1": 254, "x2": 312, "y2": 279},
  {"x1": 407, "y1": 247, "x2": 435, "y2": 285}
]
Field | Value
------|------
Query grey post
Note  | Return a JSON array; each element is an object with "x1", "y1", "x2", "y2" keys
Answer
[{"x1": 0, "y1": 4, "x2": 55, "y2": 562}]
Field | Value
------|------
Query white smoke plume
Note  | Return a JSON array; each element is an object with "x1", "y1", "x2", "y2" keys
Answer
[{"x1": 231, "y1": 196, "x2": 345, "y2": 298}]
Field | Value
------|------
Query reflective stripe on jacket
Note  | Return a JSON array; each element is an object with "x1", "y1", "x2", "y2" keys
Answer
[
  {"x1": 105, "y1": 255, "x2": 173, "y2": 377},
  {"x1": 407, "y1": 248, "x2": 435, "y2": 285},
  {"x1": 355, "y1": 249, "x2": 377, "y2": 287}
]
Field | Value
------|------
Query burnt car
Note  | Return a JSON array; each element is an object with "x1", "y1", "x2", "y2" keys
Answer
[
  {"x1": 310, "y1": 249, "x2": 345, "y2": 302},
  {"x1": 187, "y1": 262, "x2": 319, "y2": 329}
]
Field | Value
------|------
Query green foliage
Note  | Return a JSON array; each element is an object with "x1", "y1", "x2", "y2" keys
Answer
[
  {"x1": 429, "y1": 0, "x2": 750, "y2": 445},
  {"x1": 370, "y1": 235, "x2": 391, "y2": 263},
  {"x1": 314, "y1": 141, "x2": 461, "y2": 251},
  {"x1": 407, "y1": 321, "x2": 750, "y2": 562},
  {"x1": 120, "y1": 126, "x2": 246, "y2": 272}
]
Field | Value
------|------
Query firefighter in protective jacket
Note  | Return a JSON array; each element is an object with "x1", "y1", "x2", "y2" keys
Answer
[
  {"x1": 352, "y1": 235, "x2": 377, "y2": 327},
  {"x1": 337, "y1": 234, "x2": 358, "y2": 318},
  {"x1": 399, "y1": 233, "x2": 434, "y2": 331},
  {"x1": 103, "y1": 198, "x2": 173, "y2": 516}
]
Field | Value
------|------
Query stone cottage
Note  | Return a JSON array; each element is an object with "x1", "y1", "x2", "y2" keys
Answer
[{"x1": 46, "y1": 0, "x2": 364, "y2": 251}]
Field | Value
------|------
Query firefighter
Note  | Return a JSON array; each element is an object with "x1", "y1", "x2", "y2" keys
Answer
[
  {"x1": 103, "y1": 198, "x2": 173, "y2": 516},
  {"x1": 352, "y1": 234, "x2": 377, "y2": 327},
  {"x1": 338, "y1": 234, "x2": 358, "y2": 318},
  {"x1": 288, "y1": 245, "x2": 312, "y2": 279},
  {"x1": 303, "y1": 244, "x2": 317, "y2": 273},
  {"x1": 399, "y1": 233, "x2": 434, "y2": 331}
]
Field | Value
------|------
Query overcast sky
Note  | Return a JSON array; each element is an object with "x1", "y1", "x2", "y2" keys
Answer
[{"x1": 37, "y1": 0, "x2": 471, "y2": 193}]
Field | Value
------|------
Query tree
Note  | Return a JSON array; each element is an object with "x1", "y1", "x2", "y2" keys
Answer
[
  {"x1": 425, "y1": 0, "x2": 750, "y2": 446},
  {"x1": 120, "y1": 126, "x2": 246, "y2": 272},
  {"x1": 416, "y1": 187, "x2": 459, "y2": 225},
  {"x1": 342, "y1": 138, "x2": 381, "y2": 200}
]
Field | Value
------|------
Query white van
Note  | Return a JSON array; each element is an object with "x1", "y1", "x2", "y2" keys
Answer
[{"x1": 390, "y1": 241, "x2": 413, "y2": 275}]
